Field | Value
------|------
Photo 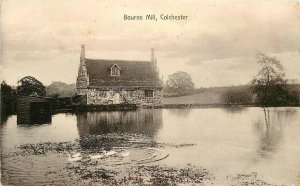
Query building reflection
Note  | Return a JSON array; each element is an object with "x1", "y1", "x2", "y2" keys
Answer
[{"x1": 76, "y1": 109, "x2": 163, "y2": 137}]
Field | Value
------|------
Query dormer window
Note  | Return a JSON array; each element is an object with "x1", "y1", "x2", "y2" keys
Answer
[{"x1": 110, "y1": 64, "x2": 121, "y2": 76}]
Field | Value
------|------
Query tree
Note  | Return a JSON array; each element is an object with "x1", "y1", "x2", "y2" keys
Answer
[
  {"x1": 251, "y1": 52, "x2": 299, "y2": 106},
  {"x1": 17, "y1": 76, "x2": 46, "y2": 97},
  {"x1": 1, "y1": 81, "x2": 17, "y2": 117},
  {"x1": 164, "y1": 71, "x2": 194, "y2": 96}
]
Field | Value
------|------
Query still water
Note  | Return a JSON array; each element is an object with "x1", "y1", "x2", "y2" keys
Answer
[{"x1": 1, "y1": 107, "x2": 300, "y2": 185}]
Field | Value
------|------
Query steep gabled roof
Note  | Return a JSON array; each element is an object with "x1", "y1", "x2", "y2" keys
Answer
[
  {"x1": 110, "y1": 64, "x2": 121, "y2": 70},
  {"x1": 85, "y1": 58, "x2": 161, "y2": 87}
]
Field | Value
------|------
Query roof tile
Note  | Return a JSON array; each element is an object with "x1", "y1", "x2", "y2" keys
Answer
[{"x1": 85, "y1": 59, "x2": 161, "y2": 87}]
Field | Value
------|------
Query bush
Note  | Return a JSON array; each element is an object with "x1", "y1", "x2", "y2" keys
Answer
[
  {"x1": 254, "y1": 85, "x2": 299, "y2": 106},
  {"x1": 221, "y1": 89, "x2": 253, "y2": 105}
]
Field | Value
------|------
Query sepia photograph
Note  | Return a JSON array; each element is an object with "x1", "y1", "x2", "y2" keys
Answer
[{"x1": 1, "y1": 0, "x2": 300, "y2": 185}]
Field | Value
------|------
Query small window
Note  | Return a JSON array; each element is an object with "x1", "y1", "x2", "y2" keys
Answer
[
  {"x1": 144, "y1": 90, "x2": 154, "y2": 98},
  {"x1": 110, "y1": 64, "x2": 121, "y2": 76},
  {"x1": 111, "y1": 67, "x2": 120, "y2": 76},
  {"x1": 128, "y1": 90, "x2": 136, "y2": 97},
  {"x1": 98, "y1": 91, "x2": 107, "y2": 98}
]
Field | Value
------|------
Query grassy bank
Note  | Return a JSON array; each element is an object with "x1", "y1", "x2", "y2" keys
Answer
[{"x1": 162, "y1": 91, "x2": 222, "y2": 105}]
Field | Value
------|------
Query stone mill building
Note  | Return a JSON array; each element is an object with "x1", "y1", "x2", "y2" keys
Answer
[{"x1": 76, "y1": 45, "x2": 162, "y2": 105}]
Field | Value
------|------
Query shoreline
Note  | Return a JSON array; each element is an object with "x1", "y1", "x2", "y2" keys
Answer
[{"x1": 51, "y1": 103, "x2": 300, "y2": 114}]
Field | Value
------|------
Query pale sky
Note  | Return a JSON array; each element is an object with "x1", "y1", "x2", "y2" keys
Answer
[{"x1": 1, "y1": 0, "x2": 300, "y2": 87}]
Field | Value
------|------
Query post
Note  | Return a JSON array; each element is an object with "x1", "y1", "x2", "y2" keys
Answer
[{"x1": 81, "y1": 44, "x2": 85, "y2": 60}]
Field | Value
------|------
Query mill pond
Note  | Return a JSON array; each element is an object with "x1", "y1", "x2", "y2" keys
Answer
[{"x1": 1, "y1": 107, "x2": 300, "y2": 185}]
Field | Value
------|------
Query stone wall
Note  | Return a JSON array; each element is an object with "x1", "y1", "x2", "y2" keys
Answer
[
  {"x1": 77, "y1": 88, "x2": 89, "y2": 95},
  {"x1": 86, "y1": 88, "x2": 162, "y2": 105},
  {"x1": 76, "y1": 59, "x2": 89, "y2": 91}
]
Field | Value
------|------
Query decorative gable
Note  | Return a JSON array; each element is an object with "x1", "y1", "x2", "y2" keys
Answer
[{"x1": 110, "y1": 64, "x2": 121, "y2": 76}]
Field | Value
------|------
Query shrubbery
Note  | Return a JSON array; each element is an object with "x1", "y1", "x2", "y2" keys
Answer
[{"x1": 221, "y1": 88, "x2": 253, "y2": 105}]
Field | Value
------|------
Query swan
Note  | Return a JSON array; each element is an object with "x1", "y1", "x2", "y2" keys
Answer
[
  {"x1": 67, "y1": 154, "x2": 82, "y2": 162},
  {"x1": 71, "y1": 152, "x2": 81, "y2": 158},
  {"x1": 89, "y1": 154, "x2": 104, "y2": 160},
  {"x1": 104, "y1": 150, "x2": 116, "y2": 156},
  {"x1": 120, "y1": 151, "x2": 130, "y2": 157}
]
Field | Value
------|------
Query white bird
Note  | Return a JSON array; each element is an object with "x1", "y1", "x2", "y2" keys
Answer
[
  {"x1": 89, "y1": 154, "x2": 104, "y2": 160},
  {"x1": 67, "y1": 154, "x2": 82, "y2": 162},
  {"x1": 104, "y1": 150, "x2": 116, "y2": 156},
  {"x1": 120, "y1": 151, "x2": 130, "y2": 157},
  {"x1": 71, "y1": 152, "x2": 81, "y2": 158}
]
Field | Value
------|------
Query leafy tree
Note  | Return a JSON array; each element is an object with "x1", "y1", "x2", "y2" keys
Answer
[
  {"x1": 1, "y1": 81, "x2": 17, "y2": 118},
  {"x1": 164, "y1": 71, "x2": 194, "y2": 96},
  {"x1": 251, "y1": 52, "x2": 299, "y2": 106},
  {"x1": 17, "y1": 76, "x2": 46, "y2": 97}
]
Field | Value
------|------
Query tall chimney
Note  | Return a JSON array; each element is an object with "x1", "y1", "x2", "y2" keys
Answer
[
  {"x1": 81, "y1": 44, "x2": 85, "y2": 59},
  {"x1": 151, "y1": 48, "x2": 155, "y2": 62}
]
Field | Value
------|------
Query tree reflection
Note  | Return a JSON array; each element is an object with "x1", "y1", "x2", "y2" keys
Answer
[
  {"x1": 254, "y1": 107, "x2": 297, "y2": 159},
  {"x1": 1, "y1": 113, "x2": 9, "y2": 125},
  {"x1": 76, "y1": 109, "x2": 163, "y2": 137},
  {"x1": 222, "y1": 106, "x2": 247, "y2": 113}
]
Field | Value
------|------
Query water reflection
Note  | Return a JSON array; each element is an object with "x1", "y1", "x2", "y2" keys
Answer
[
  {"x1": 222, "y1": 106, "x2": 248, "y2": 113},
  {"x1": 254, "y1": 108, "x2": 297, "y2": 159},
  {"x1": 76, "y1": 109, "x2": 163, "y2": 136},
  {"x1": 1, "y1": 107, "x2": 300, "y2": 185},
  {"x1": 167, "y1": 109, "x2": 191, "y2": 118},
  {"x1": 1, "y1": 113, "x2": 10, "y2": 125}
]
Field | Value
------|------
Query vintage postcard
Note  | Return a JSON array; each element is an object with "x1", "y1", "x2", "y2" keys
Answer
[{"x1": 1, "y1": 0, "x2": 300, "y2": 185}]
